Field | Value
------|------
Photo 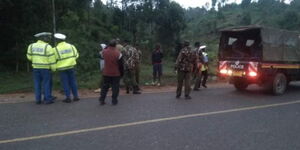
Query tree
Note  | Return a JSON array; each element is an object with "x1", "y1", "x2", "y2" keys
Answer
[
  {"x1": 278, "y1": 10, "x2": 299, "y2": 30},
  {"x1": 241, "y1": 0, "x2": 251, "y2": 8}
]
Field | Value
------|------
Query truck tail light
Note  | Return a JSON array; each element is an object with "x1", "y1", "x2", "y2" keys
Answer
[
  {"x1": 227, "y1": 69, "x2": 233, "y2": 75},
  {"x1": 219, "y1": 61, "x2": 228, "y2": 75},
  {"x1": 220, "y1": 69, "x2": 228, "y2": 74},
  {"x1": 248, "y1": 71, "x2": 257, "y2": 77},
  {"x1": 248, "y1": 62, "x2": 258, "y2": 77}
]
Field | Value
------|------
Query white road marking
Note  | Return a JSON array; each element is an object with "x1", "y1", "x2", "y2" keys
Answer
[{"x1": 0, "y1": 100, "x2": 300, "y2": 144}]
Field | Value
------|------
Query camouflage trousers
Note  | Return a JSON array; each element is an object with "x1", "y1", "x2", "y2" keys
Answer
[
  {"x1": 134, "y1": 64, "x2": 140, "y2": 84},
  {"x1": 123, "y1": 69, "x2": 138, "y2": 88},
  {"x1": 176, "y1": 71, "x2": 191, "y2": 97}
]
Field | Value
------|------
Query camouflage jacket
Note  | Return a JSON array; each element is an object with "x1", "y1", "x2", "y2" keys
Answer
[
  {"x1": 122, "y1": 45, "x2": 139, "y2": 70},
  {"x1": 175, "y1": 46, "x2": 197, "y2": 72},
  {"x1": 136, "y1": 49, "x2": 142, "y2": 64}
]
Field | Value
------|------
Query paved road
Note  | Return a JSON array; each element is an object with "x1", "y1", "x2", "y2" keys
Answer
[{"x1": 1, "y1": 83, "x2": 300, "y2": 150}]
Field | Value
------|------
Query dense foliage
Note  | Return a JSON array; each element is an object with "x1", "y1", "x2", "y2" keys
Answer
[{"x1": 1, "y1": 0, "x2": 300, "y2": 72}]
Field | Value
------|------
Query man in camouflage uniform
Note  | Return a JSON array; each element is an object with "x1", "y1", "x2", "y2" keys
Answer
[
  {"x1": 134, "y1": 43, "x2": 142, "y2": 86},
  {"x1": 175, "y1": 41, "x2": 197, "y2": 99},
  {"x1": 122, "y1": 40, "x2": 141, "y2": 94}
]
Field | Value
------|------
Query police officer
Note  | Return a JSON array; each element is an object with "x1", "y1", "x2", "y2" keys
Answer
[
  {"x1": 193, "y1": 42, "x2": 203, "y2": 91},
  {"x1": 27, "y1": 32, "x2": 56, "y2": 104},
  {"x1": 199, "y1": 45, "x2": 208, "y2": 88},
  {"x1": 54, "y1": 33, "x2": 80, "y2": 103},
  {"x1": 175, "y1": 41, "x2": 197, "y2": 99},
  {"x1": 122, "y1": 40, "x2": 141, "y2": 94}
]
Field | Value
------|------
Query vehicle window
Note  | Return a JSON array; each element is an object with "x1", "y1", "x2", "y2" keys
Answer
[
  {"x1": 246, "y1": 40, "x2": 254, "y2": 47},
  {"x1": 228, "y1": 37, "x2": 237, "y2": 45}
]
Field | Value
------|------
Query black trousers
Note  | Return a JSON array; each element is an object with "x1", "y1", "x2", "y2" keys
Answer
[{"x1": 99, "y1": 76, "x2": 120, "y2": 103}]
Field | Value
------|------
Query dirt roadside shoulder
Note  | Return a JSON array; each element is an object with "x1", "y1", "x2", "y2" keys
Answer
[{"x1": 0, "y1": 82, "x2": 228, "y2": 104}]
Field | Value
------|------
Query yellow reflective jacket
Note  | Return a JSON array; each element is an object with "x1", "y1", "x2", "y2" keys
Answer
[
  {"x1": 201, "y1": 52, "x2": 208, "y2": 71},
  {"x1": 54, "y1": 42, "x2": 79, "y2": 71},
  {"x1": 27, "y1": 40, "x2": 56, "y2": 70}
]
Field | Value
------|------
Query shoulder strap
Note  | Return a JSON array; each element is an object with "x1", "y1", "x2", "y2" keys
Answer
[{"x1": 55, "y1": 47, "x2": 61, "y2": 59}]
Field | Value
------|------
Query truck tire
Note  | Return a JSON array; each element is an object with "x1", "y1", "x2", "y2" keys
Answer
[
  {"x1": 272, "y1": 73, "x2": 287, "y2": 95},
  {"x1": 233, "y1": 80, "x2": 248, "y2": 91}
]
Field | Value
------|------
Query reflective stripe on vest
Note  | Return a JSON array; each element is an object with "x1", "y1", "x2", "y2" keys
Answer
[
  {"x1": 32, "y1": 62, "x2": 56, "y2": 65},
  {"x1": 56, "y1": 65, "x2": 75, "y2": 71},
  {"x1": 29, "y1": 43, "x2": 53, "y2": 69},
  {"x1": 56, "y1": 45, "x2": 76, "y2": 61},
  {"x1": 30, "y1": 44, "x2": 49, "y2": 55},
  {"x1": 55, "y1": 43, "x2": 78, "y2": 70}
]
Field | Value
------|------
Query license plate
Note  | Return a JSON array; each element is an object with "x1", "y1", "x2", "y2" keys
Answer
[{"x1": 232, "y1": 71, "x2": 243, "y2": 77}]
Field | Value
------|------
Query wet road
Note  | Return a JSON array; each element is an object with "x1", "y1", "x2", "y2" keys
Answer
[{"x1": 1, "y1": 83, "x2": 300, "y2": 150}]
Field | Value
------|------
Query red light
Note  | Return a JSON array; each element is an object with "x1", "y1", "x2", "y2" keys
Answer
[{"x1": 248, "y1": 71, "x2": 257, "y2": 77}]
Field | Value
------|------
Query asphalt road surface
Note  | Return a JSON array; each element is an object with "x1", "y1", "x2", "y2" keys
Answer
[{"x1": 1, "y1": 83, "x2": 300, "y2": 150}]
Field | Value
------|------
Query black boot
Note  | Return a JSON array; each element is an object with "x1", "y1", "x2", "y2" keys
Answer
[
  {"x1": 112, "y1": 99, "x2": 118, "y2": 105},
  {"x1": 63, "y1": 98, "x2": 72, "y2": 103},
  {"x1": 126, "y1": 86, "x2": 130, "y2": 94},
  {"x1": 73, "y1": 97, "x2": 80, "y2": 101},
  {"x1": 185, "y1": 95, "x2": 192, "y2": 100},
  {"x1": 99, "y1": 97, "x2": 106, "y2": 105},
  {"x1": 133, "y1": 86, "x2": 141, "y2": 94}
]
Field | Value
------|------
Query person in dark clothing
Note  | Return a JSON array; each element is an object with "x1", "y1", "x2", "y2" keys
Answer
[
  {"x1": 99, "y1": 39, "x2": 123, "y2": 105},
  {"x1": 152, "y1": 44, "x2": 164, "y2": 86}
]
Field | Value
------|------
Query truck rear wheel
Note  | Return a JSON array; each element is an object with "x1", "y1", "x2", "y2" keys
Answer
[
  {"x1": 272, "y1": 73, "x2": 287, "y2": 95},
  {"x1": 233, "y1": 79, "x2": 248, "y2": 91}
]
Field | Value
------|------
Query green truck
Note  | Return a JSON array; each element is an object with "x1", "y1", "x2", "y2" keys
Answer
[{"x1": 218, "y1": 26, "x2": 300, "y2": 95}]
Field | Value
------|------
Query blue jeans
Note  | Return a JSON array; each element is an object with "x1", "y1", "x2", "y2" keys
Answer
[
  {"x1": 50, "y1": 72, "x2": 53, "y2": 98},
  {"x1": 59, "y1": 69, "x2": 79, "y2": 99},
  {"x1": 33, "y1": 69, "x2": 52, "y2": 102}
]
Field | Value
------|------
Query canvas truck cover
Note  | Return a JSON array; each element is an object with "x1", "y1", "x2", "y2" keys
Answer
[
  {"x1": 261, "y1": 27, "x2": 300, "y2": 62},
  {"x1": 220, "y1": 26, "x2": 300, "y2": 62}
]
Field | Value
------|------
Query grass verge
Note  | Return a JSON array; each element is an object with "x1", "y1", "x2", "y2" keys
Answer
[{"x1": 0, "y1": 60, "x2": 217, "y2": 94}]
